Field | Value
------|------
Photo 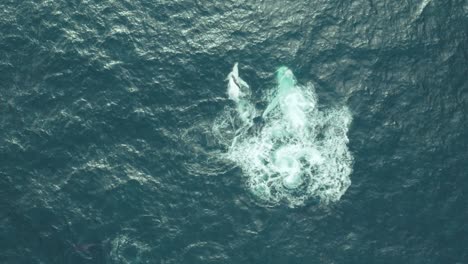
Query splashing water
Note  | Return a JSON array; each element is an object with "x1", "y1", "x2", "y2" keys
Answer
[{"x1": 214, "y1": 64, "x2": 353, "y2": 207}]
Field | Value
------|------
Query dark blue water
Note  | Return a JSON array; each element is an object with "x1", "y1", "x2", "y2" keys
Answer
[{"x1": 1, "y1": 0, "x2": 468, "y2": 263}]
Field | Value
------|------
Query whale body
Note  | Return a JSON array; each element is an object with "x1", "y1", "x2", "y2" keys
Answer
[
  {"x1": 227, "y1": 63, "x2": 241, "y2": 102},
  {"x1": 227, "y1": 63, "x2": 250, "y2": 102},
  {"x1": 226, "y1": 63, "x2": 255, "y2": 125}
]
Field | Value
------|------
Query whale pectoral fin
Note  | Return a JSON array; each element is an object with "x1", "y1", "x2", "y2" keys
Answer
[
  {"x1": 262, "y1": 97, "x2": 279, "y2": 119},
  {"x1": 238, "y1": 77, "x2": 250, "y2": 89},
  {"x1": 232, "y1": 63, "x2": 239, "y2": 77}
]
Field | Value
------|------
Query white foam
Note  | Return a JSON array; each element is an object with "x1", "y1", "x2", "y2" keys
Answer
[{"x1": 214, "y1": 64, "x2": 353, "y2": 207}]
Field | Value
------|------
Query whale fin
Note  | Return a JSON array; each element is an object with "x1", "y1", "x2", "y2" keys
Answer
[{"x1": 262, "y1": 96, "x2": 279, "y2": 119}]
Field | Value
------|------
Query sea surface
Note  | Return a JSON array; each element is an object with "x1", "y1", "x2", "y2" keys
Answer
[{"x1": 1, "y1": 0, "x2": 468, "y2": 263}]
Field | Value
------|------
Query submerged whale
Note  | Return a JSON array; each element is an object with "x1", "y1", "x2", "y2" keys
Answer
[{"x1": 262, "y1": 66, "x2": 297, "y2": 119}]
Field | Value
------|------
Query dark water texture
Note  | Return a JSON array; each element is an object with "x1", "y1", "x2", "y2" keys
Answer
[{"x1": 1, "y1": 0, "x2": 468, "y2": 263}]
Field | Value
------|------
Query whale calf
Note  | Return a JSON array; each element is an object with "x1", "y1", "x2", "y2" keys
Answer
[
  {"x1": 227, "y1": 63, "x2": 250, "y2": 102},
  {"x1": 226, "y1": 63, "x2": 256, "y2": 125}
]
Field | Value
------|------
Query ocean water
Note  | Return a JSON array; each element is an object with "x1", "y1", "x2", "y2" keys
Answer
[{"x1": 1, "y1": 0, "x2": 468, "y2": 263}]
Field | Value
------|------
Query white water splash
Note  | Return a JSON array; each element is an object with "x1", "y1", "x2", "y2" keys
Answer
[{"x1": 214, "y1": 64, "x2": 353, "y2": 207}]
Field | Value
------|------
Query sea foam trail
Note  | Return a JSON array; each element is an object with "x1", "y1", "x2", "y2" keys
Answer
[{"x1": 214, "y1": 64, "x2": 353, "y2": 207}]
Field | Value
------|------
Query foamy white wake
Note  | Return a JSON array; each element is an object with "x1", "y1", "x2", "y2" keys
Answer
[{"x1": 213, "y1": 64, "x2": 353, "y2": 207}]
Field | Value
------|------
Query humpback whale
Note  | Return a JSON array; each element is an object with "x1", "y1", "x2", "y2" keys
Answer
[
  {"x1": 227, "y1": 63, "x2": 250, "y2": 102},
  {"x1": 226, "y1": 63, "x2": 256, "y2": 125},
  {"x1": 262, "y1": 67, "x2": 297, "y2": 119}
]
